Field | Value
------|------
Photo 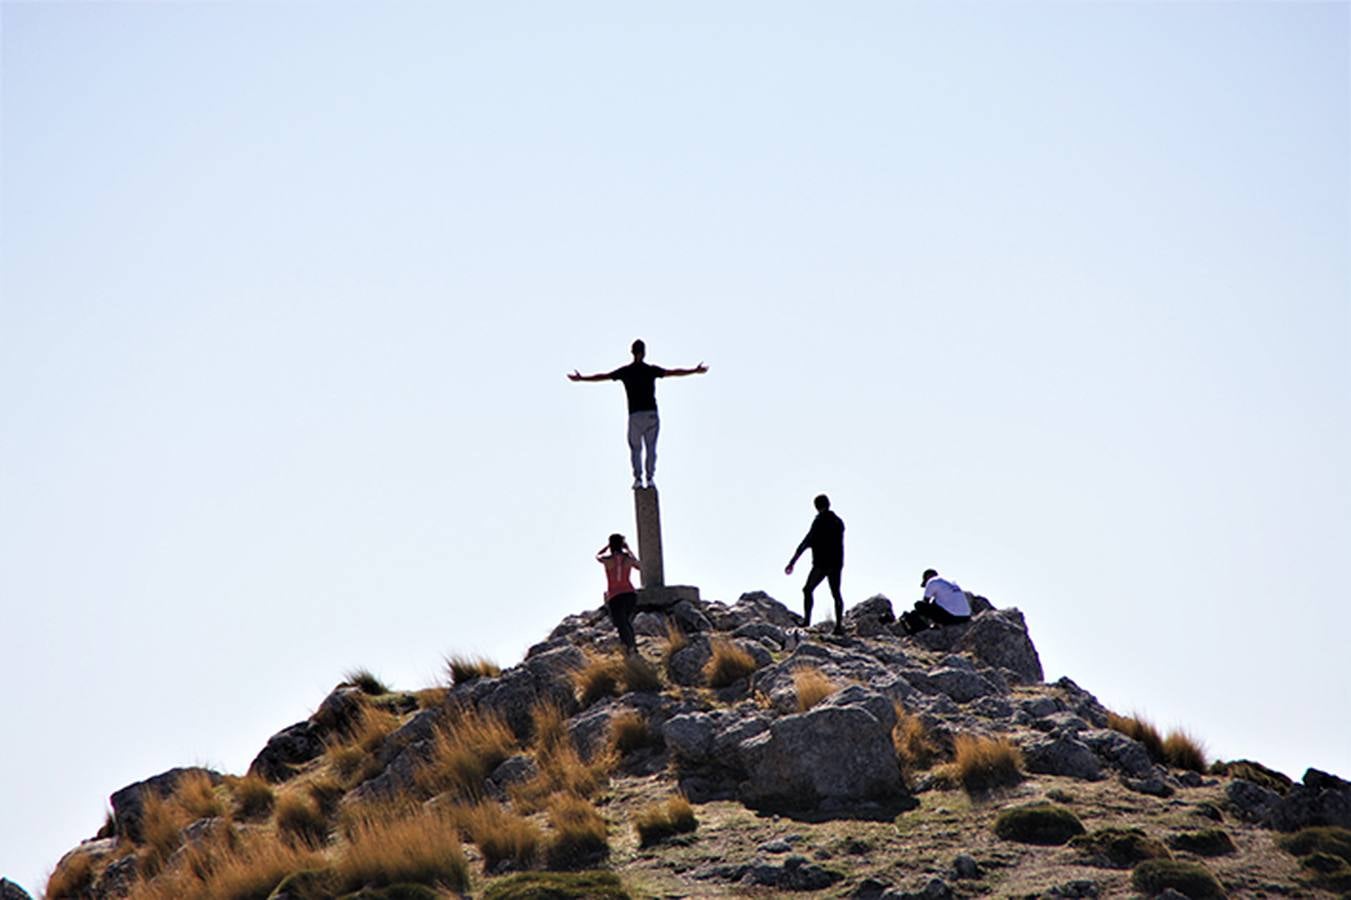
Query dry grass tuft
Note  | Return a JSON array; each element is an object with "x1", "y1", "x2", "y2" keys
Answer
[
  {"x1": 275, "y1": 790, "x2": 328, "y2": 848},
  {"x1": 544, "y1": 794, "x2": 609, "y2": 870},
  {"x1": 621, "y1": 654, "x2": 663, "y2": 693},
  {"x1": 343, "y1": 667, "x2": 391, "y2": 696},
  {"x1": 892, "y1": 704, "x2": 942, "y2": 774},
  {"x1": 463, "y1": 802, "x2": 543, "y2": 872},
  {"x1": 1108, "y1": 712, "x2": 1165, "y2": 763},
  {"x1": 176, "y1": 770, "x2": 226, "y2": 820},
  {"x1": 609, "y1": 709, "x2": 657, "y2": 755},
  {"x1": 139, "y1": 791, "x2": 190, "y2": 877},
  {"x1": 635, "y1": 795, "x2": 698, "y2": 847},
  {"x1": 124, "y1": 827, "x2": 324, "y2": 900},
  {"x1": 574, "y1": 655, "x2": 625, "y2": 706},
  {"x1": 415, "y1": 687, "x2": 449, "y2": 709},
  {"x1": 415, "y1": 706, "x2": 517, "y2": 801},
  {"x1": 446, "y1": 654, "x2": 502, "y2": 685},
  {"x1": 45, "y1": 851, "x2": 96, "y2": 899},
  {"x1": 948, "y1": 734, "x2": 1023, "y2": 794},
  {"x1": 328, "y1": 705, "x2": 401, "y2": 786},
  {"x1": 531, "y1": 701, "x2": 569, "y2": 754},
  {"x1": 334, "y1": 805, "x2": 470, "y2": 891},
  {"x1": 792, "y1": 666, "x2": 837, "y2": 712},
  {"x1": 510, "y1": 739, "x2": 612, "y2": 814},
  {"x1": 1162, "y1": 729, "x2": 1208, "y2": 773},
  {"x1": 704, "y1": 639, "x2": 759, "y2": 688},
  {"x1": 226, "y1": 774, "x2": 274, "y2": 820}
]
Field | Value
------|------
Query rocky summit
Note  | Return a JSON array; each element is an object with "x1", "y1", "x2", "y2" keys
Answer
[{"x1": 29, "y1": 591, "x2": 1351, "y2": 899}]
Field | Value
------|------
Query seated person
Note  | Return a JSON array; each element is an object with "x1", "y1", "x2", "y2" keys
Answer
[{"x1": 900, "y1": 568, "x2": 973, "y2": 634}]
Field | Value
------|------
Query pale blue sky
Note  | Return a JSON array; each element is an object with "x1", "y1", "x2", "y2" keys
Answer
[{"x1": 2, "y1": 2, "x2": 1348, "y2": 892}]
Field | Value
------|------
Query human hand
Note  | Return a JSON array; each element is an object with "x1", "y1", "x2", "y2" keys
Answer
[
  {"x1": 568, "y1": 370, "x2": 582, "y2": 381},
  {"x1": 785, "y1": 563, "x2": 794, "y2": 575}
]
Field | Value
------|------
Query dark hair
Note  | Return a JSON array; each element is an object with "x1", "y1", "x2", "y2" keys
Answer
[
  {"x1": 921, "y1": 568, "x2": 939, "y2": 586},
  {"x1": 631, "y1": 339, "x2": 646, "y2": 357},
  {"x1": 609, "y1": 533, "x2": 626, "y2": 552},
  {"x1": 814, "y1": 494, "x2": 830, "y2": 511}
]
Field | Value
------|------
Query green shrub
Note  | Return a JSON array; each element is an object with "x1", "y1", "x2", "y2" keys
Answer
[
  {"x1": 1131, "y1": 859, "x2": 1225, "y2": 898},
  {"x1": 1168, "y1": 829, "x2": 1236, "y2": 857},
  {"x1": 1070, "y1": 827, "x2": 1171, "y2": 868},
  {"x1": 634, "y1": 795, "x2": 697, "y2": 847},
  {"x1": 1210, "y1": 759, "x2": 1292, "y2": 795},
  {"x1": 1277, "y1": 826, "x2": 1351, "y2": 864},
  {"x1": 993, "y1": 804, "x2": 1085, "y2": 845},
  {"x1": 344, "y1": 668, "x2": 391, "y2": 696},
  {"x1": 483, "y1": 871, "x2": 630, "y2": 900}
]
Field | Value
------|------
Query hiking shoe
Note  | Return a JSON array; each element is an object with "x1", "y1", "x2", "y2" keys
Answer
[{"x1": 632, "y1": 477, "x2": 643, "y2": 490}]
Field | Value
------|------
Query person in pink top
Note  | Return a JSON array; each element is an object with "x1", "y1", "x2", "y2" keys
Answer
[{"x1": 597, "y1": 533, "x2": 641, "y2": 654}]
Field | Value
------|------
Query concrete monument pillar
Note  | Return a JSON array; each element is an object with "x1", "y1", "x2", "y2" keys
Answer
[{"x1": 632, "y1": 486, "x2": 699, "y2": 609}]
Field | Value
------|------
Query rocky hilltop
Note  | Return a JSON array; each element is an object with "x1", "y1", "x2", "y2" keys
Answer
[{"x1": 28, "y1": 591, "x2": 1351, "y2": 899}]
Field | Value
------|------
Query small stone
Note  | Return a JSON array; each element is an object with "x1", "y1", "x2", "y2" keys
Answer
[
  {"x1": 759, "y1": 838, "x2": 793, "y2": 853},
  {"x1": 952, "y1": 853, "x2": 982, "y2": 879}
]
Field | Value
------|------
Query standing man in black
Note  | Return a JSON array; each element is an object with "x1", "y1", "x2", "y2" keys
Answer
[
  {"x1": 568, "y1": 339, "x2": 708, "y2": 490},
  {"x1": 785, "y1": 494, "x2": 846, "y2": 635}
]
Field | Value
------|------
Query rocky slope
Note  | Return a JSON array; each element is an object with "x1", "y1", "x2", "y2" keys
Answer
[{"x1": 27, "y1": 591, "x2": 1351, "y2": 899}]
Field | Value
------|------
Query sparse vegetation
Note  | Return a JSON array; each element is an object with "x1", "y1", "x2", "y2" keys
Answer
[
  {"x1": 176, "y1": 769, "x2": 226, "y2": 820},
  {"x1": 792, "y1": 666, "x2": 837, "y2": 711},
  {"x1": 308, "y1": 774, "x2": 346, "y2": 819},
  {"x1": 609, "y1": 709, "x2": 658, "y2": 755},
  {"x1": 345, "y1": 667, "x2": 392, "y2": 696},
  {"x1": 620, "y1": 654, "x2": 662, "y2": 693},
  {"x1": 1107, "y1": 712, "x2": 1165, "y2": 763},
  {"x1": 574, "y1": 655, "x2": 624, "y2": 705},
  {"x1": 446, "y1": 653, "x2": 502, "y2": 685},
  {"x1": 415, "y1": 706, "x2": 517, "y2": 801},
  {"x1": 634, "y1": 795, "x2": 697, "y2": 847},
  {"x1": 1163, "y1": 729, "x2": 1208, "y2": 772},
  {"x1": 531, "y1": 701, "x2": 569, "y2": 753},
  {"x1": 948, "y1": 734, "x2": 1023, "y2": 793},
  {"x1": 512, "y1": 708, "x2": 612, "y2": 813},
  {"x1": 464, "y1": 802, "x2": 542, "y2": 872},
  {"x1": 125, "y1": 826, "x2": 324, "y2": 900},
  {"x1": 335, "y1": 806, "x2": 470, "y2": 892},
  {"x1": 139, "y1": 790, "x2": 190, "y2": 876},
  {"x1": 1278, "y1": 825, "x2": 1351, "y2": 863},
  {"x1": 1131, "y1": 858, "x2": 1226, "y2": 898},
  {"x1": 544, "y1": 794, "x2": 609, "y2": 870},
  {"x1": 329, "y1": 706, "x2": 400, "y2": 787},
  {"x1": 483, "y1": 870, "x2": 630, "y2": 900},
  {"x1": 45, "y1": 851, "x2": 96, "y2": 899},
  {"x1": 703, "y1": 639, "x2": 758, "y2": 688},
  {"x1": 227, "y1": 773, "x2": 275, "y2": 820},
  {"x1": 1070, "y1": 826, "x2": 1171, "y2": 868},
  {"x1": 892, "y1": 704, "x2": 941, "y2": 774},
  {"x1": 1211, "y1": 758, "x2": 1292, "y2": 795},
  {"x1": 994, "y1": 804, "x2": 1086, "y2": 845},
  {"x1": 1169, "y1": 828, "x2": 1237, "y2": 857},
  {"x1": 415, "y1": 687, "x2": 449, "y2": 709},
  {"x1": 275, "y1": 790, "x2": 329, "y2": 848}
]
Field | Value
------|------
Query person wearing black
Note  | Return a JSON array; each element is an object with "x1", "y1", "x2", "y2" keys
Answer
[
  {"x1": 568, "y1": 339, "x2": 708, "y2": 489},
  {"x1": 785, "y1": 494, "x2": 846, "y2": 635}
]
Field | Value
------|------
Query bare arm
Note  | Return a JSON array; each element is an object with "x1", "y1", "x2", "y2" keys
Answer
[
  {"x1": 785, "y1": 529, "x2": 812, "y2": 574},
  {"x1": 663, "y1": 362, "x2": 708, "y2": 378},
  {"x1": 569, "y1": 370, "x2": 611, "y2": 382}
]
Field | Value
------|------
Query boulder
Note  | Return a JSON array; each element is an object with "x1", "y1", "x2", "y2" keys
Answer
[
  {"x1": 0, "y1": 879, "x2": 31, "y2": 900},
  {"x1": 738, "y1": 704, "x2": 907, "y2": 812},
  {"x1": 666, "y1": 635, "x2": 713, "y2": 686},
  {"x1": 486, "y1": 754, "x2": 539, "y2": 800},
  {"x1": 470, "y1": 668, "x2": 544, "y2": 739},
  {"x1": 670, "y1": 599, "x2": 714, "y2": 633},
  {"x1": 1023, "y1": 735, "x2": 1104, "y2": 781},
  {"x1": 732, "y1": 622, "x2": 789, "y2": 648},
  {"x1": 1080, "y1": 729, "x2": 1155, "y2": 779},
  {"x1": 1226, "y1": 778, "x2": 1281, "y2": 823},
  {"x1": 96, "y1": 855, "x2": 138, "y2": 898},
  {"x1": 742, "y1": 855, "x2": 843, "y2": 891},
  {"x1": 248, "y1": 721, "x2": 325, "y2": 783},
  {"x1": 1265, "y1": 768, "x2": 1351, "y2": 831},
  {"x1": 311, "y1": 684, "x2": 365, "y2": 734},
  {"x1": 844, "y1": 594, "x2": 896, "y2": 637},
  {"x1": 926, "y1": 668, "x2": 1000, "y2": 704},
  {"x1": 731, "y1": 591, "x2": 802, "y2": 629},
  {"x1": 663, "y1": 713, "x2": 715, "y2": 763},
  {"x1": 1053, "y1": 678, "x2": 1110, "y2": 727},
  {"x1": 110, "y1": 767, "x2": 223, "y2": 840},
  {"x1": 955, "y1": 609, "x2": 1043, "y2": 683}
]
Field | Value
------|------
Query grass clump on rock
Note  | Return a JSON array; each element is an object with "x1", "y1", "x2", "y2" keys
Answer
[
  {"x1": 1070, "y1": 826, "x2": 1171, "y2": 868},
  {"x1": 344, "y1": 667, "x2": 391, "y2": 696},
  {"x1": 993, "y1": 803, "x2": 1086, "y2": 845},
  {"x1": 1210, "y1": 758, "x2": 1292, "y2": 794},
  {"x1": 1131, "y1": 858, "x2": 1226, "y2": 898},
  {"x1": 1162, "y1": 730, "x2": 1208, "y2": 773},
  {"x1": 227, "y1": 773, "x2": 275, "y2": 820},
  {"x1": 544, "y1": 795, "x2": 609, "y2": 870},
  {"x1": 1168, "y1": 828, "x2": 1237, "y2": 857},
  {"x1": 1278, "y1": 826, "x2": 1351, "y2": 894},
  {"x1": 483, "y1": 870, "x2": 630, "y2": 900},
  {"x1": 464, "y1": 802, "x2": 543, "y2": 872},
  {"x1": 950, "y1": 734, "x2": 1023, "y2": 794},
  {"x1": 609, "y1": 709, "x2": 658, "y2": 756},
  {"x1": 792, "y1": 666, "x2": 837, "y2": 711},
  {"x1": 703, "y1": 639, "x2": 759, "y2": 688},
  {"x1": 1107, "y1": 711, "x2": 1165, "y2": 762},
  {"x1": 892, "y1": 704, "x2": 941, "y2": 775},
  {"x1": 635, "y1": 795, "x2": 698, "y2": 847},
  {"x1": 446, "y1": 653, "x2": 502, "y2": 685},
  {"x1": 276, "y1": 790, "x2": 329, "y2": 848}
]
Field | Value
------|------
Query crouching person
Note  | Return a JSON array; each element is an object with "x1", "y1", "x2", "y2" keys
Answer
[
  {"x1": 598, "y1": 533, "x2": 640, "y2": 655},
  {"x1": 900, "y1": 568, "x2": 972, "y2": 634}
]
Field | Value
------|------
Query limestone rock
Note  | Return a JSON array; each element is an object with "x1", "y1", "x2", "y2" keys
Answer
[
  {"x1": 666, "y1": 635, "x2": 713, "y2": 686},
  {"x1": 741, "y1": 855, "x2": 843, "y2": 891},
  {"x1": 110, "y1": 767, "x2": 223, "y2": 840},
  {"x1": 0, "y1": 879, "x2": 31, "y2": 900},
  {"x1": 1080, "y1": 729, "x2": 1155, "y2": 779},
  {"x1": 663, "y1": 713, "x2": 715, "y2": 763},
  {"x1": 732, "y1": 621, "x2": 789, "y2": 648},
  {"x1": 1023, "y1": 735, "x2": 1104, "y2": 781},
  {"x1": 730, "y1": 591, "x2": 801, "y2": 629},
  {"x1": 738, "y1": 704, "x2": 907, "y2": 812},
  {"x1": 844, "y1": 594, "x2": 896, "y2": 637},
  {"x1": 1265, "y1": 767, "x2": 1351, "y2": 831},
  {"x1": 1226, "y1": 778, "x2": 1281, "y2": 823},
  {"x1": 311, "y1": 684, "x2": 365, "y2": 734},
  {"x1": 248, "y1": 721, "x2": 324, "y2": 783}
]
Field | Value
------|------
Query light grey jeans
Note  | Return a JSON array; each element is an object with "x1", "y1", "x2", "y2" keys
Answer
[{"x1": 627, "y1": 411, "x2": 660, "y2": 480}]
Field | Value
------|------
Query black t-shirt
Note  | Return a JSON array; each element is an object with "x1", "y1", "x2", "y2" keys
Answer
[
  {"x1": 608, "y1": 362, "x2": 668, "y2": 413},
  {"x1": 797, "y1": 510, "x2": 845, "y2": 570}
]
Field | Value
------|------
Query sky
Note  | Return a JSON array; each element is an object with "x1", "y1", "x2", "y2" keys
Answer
[{"x1": 2, "y1": 1, "x2": 1347, "y2": 893}]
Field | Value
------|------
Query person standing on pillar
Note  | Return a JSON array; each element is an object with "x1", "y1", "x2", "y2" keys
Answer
[
  {"x1": 568, "y1": 339, "x2": 708, "y2": 490},
  {"x1": 785, "y1": 494, "x2": 846, "y2": 635},
  {"x1": 597, "y1": 533, "x2": 641, "y2": 655}
]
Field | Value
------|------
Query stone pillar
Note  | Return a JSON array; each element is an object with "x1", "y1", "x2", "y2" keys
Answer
[{"x1": 633, "y1": 486, "x2": 664, "y2": 588}]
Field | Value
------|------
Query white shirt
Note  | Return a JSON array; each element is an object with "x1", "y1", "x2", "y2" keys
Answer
[{"x1": 924, "y1": 577, "x2": 971, "y2": 617}]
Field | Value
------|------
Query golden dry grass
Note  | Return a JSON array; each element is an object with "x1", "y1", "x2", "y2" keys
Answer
[
  {"x1": 1108, "y1": 712, "x2": 1165, "y2": 763},
  {"x1": 620, "y1": 654, "x2": 663, "y2": 693},
  {"x1": 415, "y1": 687, "x2": 449, "y2": 709},
  {"x1": 138, "y1": 791, "x2": 190, "y2": 877},
  {"x1": 609, "y1": 709, "x2": 655, "y2": 755},
  {"x1": 574, "y1": 654, "x2": 625, "y2": 706},
  {"x1": 948, "y1": 734, "x2": 1024, "y2": 794},
  {"x1": 446, "y1": 653, "x2": 502, "y2": 685},
  {"x1": 226, "y1": 774, "x2": 274, "y2": 820},
  {"x1": 1163, "y1": 729, "x2": 1208, "y2": 773},
  {"x1": 175, "y1": 770, "x2": 226, "y2": 820},
  {"x1": 334, "y1": 805, "x2": 470, "y2": 891},
  {"x1": 704, "y1": 639, "x2": 758, "y2": 688},
  {"x1": 45, "y1": 850, "x2": 96, "y2": 899},
  {"x1": 124, "y1": 827, "x2": 324, "y2": 900},
  {"x1": 415, "y1": 706, "x2": 517, "y2": 801},
  {"x1": 462, "y1": 801, "x2": 543, "y2": 872},
  {"x1": 509, "y1": 737, "x2": 612, "y2": 814},
  {"x1": 274, "y1": 790, "x2": 328, "y2": 848},
  {"x1": 892, "y1": 703, "x2": 942, "y2": 774},
  {"x1": 343, "y1": 666, "x2": 390, "y2": 695},
  {"x1": 634, "y1": 794, "x2": 698, "y2": 847},
  {"x1": 792, "y1": 666, "x2": 837, "y2": 711},
  {"x1": 544, "y1": 794, "x2": 609, "y2": 870},
  {"x1": 531, "y1": 701, "x2": 569, "y2": 754}
]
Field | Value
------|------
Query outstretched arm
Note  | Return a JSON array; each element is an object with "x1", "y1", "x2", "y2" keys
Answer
[
  {"x1": 663, "y1": 362, "x2": 708, "y2": 378},
  {"x1": 569, "y1": 370, "x2": 611, "y2": 382},
  {"x1": 785, "y1": 533, "x2": 811, "y2": 575}
]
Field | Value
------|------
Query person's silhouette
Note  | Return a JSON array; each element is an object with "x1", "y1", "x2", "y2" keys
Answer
[{"x1": 785, "y1": 494, "x2": 846, "y2": 635}]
